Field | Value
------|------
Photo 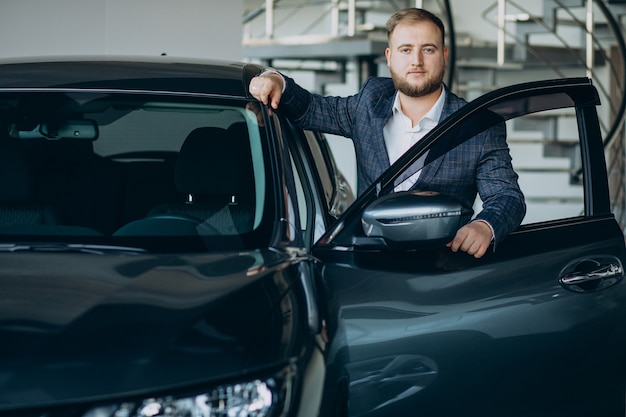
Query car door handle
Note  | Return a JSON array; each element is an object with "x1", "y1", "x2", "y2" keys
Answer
[{"x1": 559, "y1": 259, "x2": 623, "y2": 292}]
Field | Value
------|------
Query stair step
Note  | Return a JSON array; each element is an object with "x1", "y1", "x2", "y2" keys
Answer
[
  {"x1": 518, "y1": 171, "x2": 582, "y2": 199},
  {"x1": 523, "y1": 201, "x2": 583, "y2": 223},
  {"x1": 510, "y1": 143, "x2": 571, "y2": 170}
]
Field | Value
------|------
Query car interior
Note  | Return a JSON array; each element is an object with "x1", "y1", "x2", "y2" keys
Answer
[{"x1": 0, "y1": 91, "x2": 271, "y2": 250}]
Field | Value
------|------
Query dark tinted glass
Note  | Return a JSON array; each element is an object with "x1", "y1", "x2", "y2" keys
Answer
[{"x1": 0, "y1": 91, "x2": 273, "y2": 253}]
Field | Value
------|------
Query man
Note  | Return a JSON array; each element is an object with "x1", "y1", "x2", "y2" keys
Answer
[{"x1": 249, "y1": 8, "x2": 525, "y2": 258}]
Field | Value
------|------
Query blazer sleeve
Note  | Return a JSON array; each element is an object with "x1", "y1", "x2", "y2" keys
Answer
[
  {"x1": 279, "y1": 75, "x2": 354, "y2": 138},
  {"x1": 472, "y1": 122, "x2": 526, "y2": 246},
  {"x1": 279, "y1": 75, "x2": 385, "y2": 139}
]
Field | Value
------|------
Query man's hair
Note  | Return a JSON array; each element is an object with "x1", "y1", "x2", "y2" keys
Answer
[{"x1": 386, "y1": 8, "x2": 445, "y2": 45}]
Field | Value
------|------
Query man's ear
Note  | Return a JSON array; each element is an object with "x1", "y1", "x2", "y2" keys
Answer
[{"x1": 385, "y1": 47, "x2": 391, "y2": 67}]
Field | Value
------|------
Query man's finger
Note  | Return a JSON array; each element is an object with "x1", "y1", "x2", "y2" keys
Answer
[
  {"x1": 249, "y1": 80, "x2": 267, "y2": 104},
  {"x1": 270, "y1": 91, "x2": 282, "y2": 110},
  {"x1": 446, "y1": 223, "x2": 491, "y2": 258},
  {"x1": 249, "y1": 72, "x2": 284, "y2": 109},
  {"x1": 447, "y1": 228, "x2": 468, "y2": 252}
]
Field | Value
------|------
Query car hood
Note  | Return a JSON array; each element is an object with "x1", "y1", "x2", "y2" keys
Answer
[{"x1": 0, "y1": 248, "x2": 301, "y2": 409}]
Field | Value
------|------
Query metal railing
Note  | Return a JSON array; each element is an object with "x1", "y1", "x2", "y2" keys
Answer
[
  {"x1": 245, "y1": 1, "x2": 423, "y2": 39},
  {"x1": 242, "y1": 0, "x2": 456, "y2": 86},
  {"x1": 487, "y1": 0, "x2": 625, "y2": 148},
  {"x1": 482, "y1": 0, "x2": 626, "y2": 226}
]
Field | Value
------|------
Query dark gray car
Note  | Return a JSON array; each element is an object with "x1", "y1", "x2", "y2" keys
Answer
[{"x1": 0, "y1": 58, "x2": 623, "y2": 417}]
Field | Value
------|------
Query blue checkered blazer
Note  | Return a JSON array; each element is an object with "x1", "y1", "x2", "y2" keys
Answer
[{"x1": 280, "y1": 76, "x2": 526, "y2": 244}]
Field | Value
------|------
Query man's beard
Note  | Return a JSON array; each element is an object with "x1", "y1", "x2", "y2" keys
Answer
[{"x1": 391, "y1": 68, "x2": 444, "y2": 97}]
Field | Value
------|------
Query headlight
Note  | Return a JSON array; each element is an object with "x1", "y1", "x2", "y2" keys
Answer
[{"x1": 83, "y1": 366, "x2": 295, "y2": 417}]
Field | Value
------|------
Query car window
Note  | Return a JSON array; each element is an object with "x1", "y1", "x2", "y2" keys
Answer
[
  {"x1": 289, "y1": 153, "x2": 315, "y2": 235},
  {"x1": 302, "y1": 131, "x2": 334, "y2": 203},
  {"x1": 0, "y1": 91, "x2": 275, "y2": 252},
  {"x1": 507, "y1": 107, "x2": 583, "y2": 224},
  {"x1": 323, "y1": 79, "x2": 603, "y2": 246},
  {"x1": 283, "y1": 127, "x2": 327, "y2": 245},
  {"x1": 302, "y1": 131, "x2": 356, "y2": 218},
  {"x1": 394, "y1": 90, "x2": 588, "y2": 227},
  {"x1": 469, "y1": 106, "x2": 584, "y2": 225}
]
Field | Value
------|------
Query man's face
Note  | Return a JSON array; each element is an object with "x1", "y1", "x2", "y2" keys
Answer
[{"x1": 385, "y1": 20, "x2": 448, "y2": 98}]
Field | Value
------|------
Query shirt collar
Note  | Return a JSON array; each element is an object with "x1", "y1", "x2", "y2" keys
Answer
[{"x1": 392, "y1": 85, "x2": 447, "y2": 125}]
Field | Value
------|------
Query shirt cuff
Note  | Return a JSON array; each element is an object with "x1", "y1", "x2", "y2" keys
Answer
[{"x1": 472, "y1": 219, "x2": 495, "y2": 242}]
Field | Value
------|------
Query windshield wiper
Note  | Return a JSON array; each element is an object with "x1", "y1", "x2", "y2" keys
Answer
[{"x1": 0, "y1": 243, "x2": 147, "y2": 254}]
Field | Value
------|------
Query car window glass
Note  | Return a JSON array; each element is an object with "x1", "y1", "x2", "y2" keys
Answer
[
  {"x1": 302, "y1": 131, "x2": 335, "y2": 205},
  {"x1": 287, "y1": 136, "x2": 329, "y2": 244},
  {"x1": 393, "y1": 94, "x2": 585, "y2": 226},
  {"x1": 507, "y1": 107, "x2": 583, "y2": 224},
  {"x1": 288, "y1": 153, "x2": 308, "y2": 231},
  {"x1": 0, "y1": 92, "x2": 274, "y2": 253},
  {"x1": 324, "y1": 81, "x2": 601, "y2": 248}
]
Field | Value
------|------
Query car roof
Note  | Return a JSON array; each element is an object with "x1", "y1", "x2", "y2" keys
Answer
[{"x1": 0, "y1": 56, "x2": 265, "y2": 96}]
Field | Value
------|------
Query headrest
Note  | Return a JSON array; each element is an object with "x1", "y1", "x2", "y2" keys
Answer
[
  {"x1": 0, "y1": 139, "x2": 36, "y2": 203},
  {"x1": 175, "y1": 126, "x2": 254, "y2": 198}
]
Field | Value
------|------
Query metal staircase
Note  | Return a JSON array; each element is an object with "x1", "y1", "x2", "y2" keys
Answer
[
  {"x1": 470, "y1": 0, "x2": 626, "y2": 227},
  {"x1": 242, "y1": 0, "x2": 626, "y2": 228},
  {"x1": 242, "y1": 1, "x2": 453, "y2": 89}
]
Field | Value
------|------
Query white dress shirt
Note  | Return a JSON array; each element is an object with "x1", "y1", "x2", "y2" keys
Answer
[{"x1": 383, "y1": 88, "x2": 446, "y2": 191}]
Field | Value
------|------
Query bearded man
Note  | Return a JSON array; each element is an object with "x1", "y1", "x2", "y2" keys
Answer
[{"x1": 248, "y1": 7, "x2": 525, "y2": 258}]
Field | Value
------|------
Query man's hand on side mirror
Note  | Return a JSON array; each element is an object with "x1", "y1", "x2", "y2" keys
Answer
[{"x1": 447, "y1": 220, "x2": 493, "y2": 258}]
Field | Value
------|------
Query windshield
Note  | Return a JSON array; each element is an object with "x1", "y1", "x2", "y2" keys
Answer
[{"x1": 0, "y1": 91, "x2": 274, "y2": 253}]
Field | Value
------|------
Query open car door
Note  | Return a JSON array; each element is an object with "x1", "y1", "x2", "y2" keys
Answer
[{"x1": 314, "y1": 78, "x2": 626, "y2": 416}]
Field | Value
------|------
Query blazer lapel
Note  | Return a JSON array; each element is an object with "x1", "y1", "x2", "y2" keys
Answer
[
  {"x1": 414, "y1": 87, "x2": 463, "y2": 187},
  {"x1": 367, "y1": 93, "x2": 395, "y2": 179}
]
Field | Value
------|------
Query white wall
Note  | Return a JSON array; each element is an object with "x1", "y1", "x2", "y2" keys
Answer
[{"x1": 0, "y1": 0, "x2": 243, "y2": 60}]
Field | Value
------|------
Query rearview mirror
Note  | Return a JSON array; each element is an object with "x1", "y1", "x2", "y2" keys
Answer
[
  {"x1": 361, "y1": 191, "x2": 462, "y2": 243},
  {"x1": 10, "y1": 119, "x2": 99, "y2": 140}
]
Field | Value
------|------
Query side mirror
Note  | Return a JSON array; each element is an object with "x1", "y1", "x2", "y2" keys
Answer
[{"x1": 361, "y1": 191, "x2": 462, "y2": 244}]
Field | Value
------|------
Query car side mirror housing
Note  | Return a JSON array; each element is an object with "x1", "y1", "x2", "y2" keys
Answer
[{"x1": 361, "y1": 191, "x2": 463, "y2": 244}]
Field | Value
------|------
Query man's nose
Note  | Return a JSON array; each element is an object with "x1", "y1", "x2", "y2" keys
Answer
[{"x1": 412, "y1": 51, "x2": 423, "y2": 65}]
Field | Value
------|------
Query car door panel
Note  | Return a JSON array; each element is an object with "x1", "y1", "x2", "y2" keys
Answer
[{"x1": 317, "y1": 216, "x2": 626, "y2": 416}]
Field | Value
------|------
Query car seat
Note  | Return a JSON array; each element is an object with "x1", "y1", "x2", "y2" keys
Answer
[
  {"x1": 23, "y1": 138, "x2": 123, "y2": 235},
  {"x1": 0, "y1": 138, "x2": 60, "y2": 225},
  {"x1": 117, "y1": 125, "x2": 256, "y2": 236}
]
